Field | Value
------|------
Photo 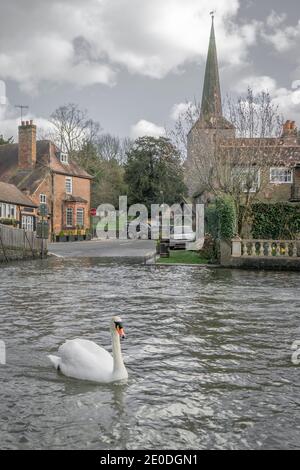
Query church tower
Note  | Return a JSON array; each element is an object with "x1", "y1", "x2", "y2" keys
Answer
[{"x1": 187, "y1": 14, "x2": 235, "y2": 198}]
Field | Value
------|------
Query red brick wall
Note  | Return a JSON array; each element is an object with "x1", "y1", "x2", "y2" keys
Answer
[
  {"x1": 18, "y1": 122, "x2": 37, "y2": 169},
  {"x1": 32, "y1": 173, "x2": 91, "y2": 235},
  {"x1": 258, "y1": 168, "x2": 292, "y2": 203}
]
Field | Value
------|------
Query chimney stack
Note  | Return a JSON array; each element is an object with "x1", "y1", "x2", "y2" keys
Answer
[
  {"x1": 282, "y1": 120, "x2": 298, "y2": 145},
  {"x1": 18, "y1": 121, "x2": 37, "y2": 169}
]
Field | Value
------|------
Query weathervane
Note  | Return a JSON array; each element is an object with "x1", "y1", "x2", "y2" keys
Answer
[
  {"x1": 15, "y1": 104, "x2": 29, "y2": 122},
  {"x1": 210, "y1": 10, "x2": 216, "y2": 21}
]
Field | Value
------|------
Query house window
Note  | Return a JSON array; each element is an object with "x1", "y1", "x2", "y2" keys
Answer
[
  {"x1": 60, "y1": 152, "x2": 68, "y2": 164},
  {"x1": 10, "y1": 205, "x2": 16, "y2": 219},
  {"x1": 66, "y1": 208, "x2": 73, "y2": 227},
  {"x1": 22, "y1": 215, "x2": 34, "y2": 231},
  {"x1": 270, "y1": 167, "x2": 293, "y2": 184},
  {"x1": 76, "y1": 208, "x2": 84, "y2": 227},
  {"x1": 65, "y1": 177, "x2": 73, "y2": 194},
  {"x1": 0, "y1": 203, "x2": 16, "y2": 219},
  {"x1": 40, "y1": 194, "x2": 47, "y2": 204}
]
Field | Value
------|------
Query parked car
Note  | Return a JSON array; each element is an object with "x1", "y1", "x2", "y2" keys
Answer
[{"x1": 169, "y1": 225, "x2": 196, "y2": 249}]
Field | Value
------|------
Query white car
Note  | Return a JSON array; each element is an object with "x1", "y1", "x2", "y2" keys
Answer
[{"x1": 169, "y1": 226, "x2": 196, "y2": 249}]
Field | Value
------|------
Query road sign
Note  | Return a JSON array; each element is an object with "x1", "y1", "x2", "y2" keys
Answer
[
  {"x1": 39, "y1": 204, "x2": 48, "y2": 217},
  {"x1": 90, "y1": 208, "x2": 97, "y2": 216},
  {"x1": 37, "y1": 221, "x2": 49, "y2": 239}
]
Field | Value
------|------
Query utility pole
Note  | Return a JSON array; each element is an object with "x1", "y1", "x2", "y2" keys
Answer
[{"x1": 15, "y1": 105, "x2": 29, "y2": 122}]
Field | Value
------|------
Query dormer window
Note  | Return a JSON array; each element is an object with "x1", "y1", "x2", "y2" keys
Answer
[{"x1": 60, "y1": 152, "x2": 69, "y2": 164}]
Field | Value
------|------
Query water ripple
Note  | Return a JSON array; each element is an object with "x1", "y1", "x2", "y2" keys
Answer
[{"x1": 0, "y1": 259, "x2": 300, "y2": 449}]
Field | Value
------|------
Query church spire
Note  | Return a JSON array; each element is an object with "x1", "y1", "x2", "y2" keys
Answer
[{"x1": 200, "y1": 13, "x2": 223, "y2": 122}]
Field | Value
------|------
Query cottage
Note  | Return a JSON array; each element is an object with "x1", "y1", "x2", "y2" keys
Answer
[
  {"x1": 0, "y1": 121, "x2": 92, "y2": 239},
  {"x1": 0, "y1": 181, "x2": 37, "y2": 229}
]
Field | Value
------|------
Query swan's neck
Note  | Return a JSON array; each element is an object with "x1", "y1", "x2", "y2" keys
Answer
[{"x1": 111, "y1": 331, "x2": 126, "y2": 377}]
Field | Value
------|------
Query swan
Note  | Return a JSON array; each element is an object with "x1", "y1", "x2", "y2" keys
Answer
[{"x1": 48, "y1": 316, "x2": 128, "y2": 383}]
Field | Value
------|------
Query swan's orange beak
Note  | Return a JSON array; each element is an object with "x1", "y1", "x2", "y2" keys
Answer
[{"x1": 117, "y1": 327, "x2": 126, "y2": 339}]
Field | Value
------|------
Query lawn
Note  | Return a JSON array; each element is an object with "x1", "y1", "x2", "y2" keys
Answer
[{"x1": 157, "y1": 250, "x2": 209, "y2": 265}]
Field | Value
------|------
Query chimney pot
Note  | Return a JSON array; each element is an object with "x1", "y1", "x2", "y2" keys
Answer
[
  {"x1": 21, "y1": 121, "x2": 25, "y2": 126},
  {"x1": 25, "y1": 120, "x2": 29, "y2": 126},
  {"x1": 30, "y1": 119, "x2": 33, "y2": 125}
]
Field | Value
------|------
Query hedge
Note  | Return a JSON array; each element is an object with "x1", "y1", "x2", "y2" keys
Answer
[
  {"x1": 215, "y1": 196, "x2": 237, "y2": 240},
  {"x1": 250, "y1": 203, "x2": 300, "y2": 240}
]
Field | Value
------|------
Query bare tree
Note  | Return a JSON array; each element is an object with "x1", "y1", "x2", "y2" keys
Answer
[
  {"x1": 173, "y1": 88, "x2": 294, "y2": 234},
  {"x1": 97, "y1": 133, "x2": 133, "y2": 165},
  {"x1": 167, "y1": 99, "x2": 200, "y2": 160},
  {"x1": 48, "y1": 103, "x2": 101, "y2": 154}
]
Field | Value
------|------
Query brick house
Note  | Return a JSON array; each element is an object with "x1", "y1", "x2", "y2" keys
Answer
[
  {"x1": 187, "y1": 16, "x2": 300, "y2": 203},
  {"x1": 0, "y1": 121, "x2": 92, "y2": 239},
  {"x1": 0, "y1": 181, "x2": 38, "y2": 229}
]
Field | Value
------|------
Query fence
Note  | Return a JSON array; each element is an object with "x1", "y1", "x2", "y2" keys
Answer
[
  {"x1": 0, "y1": 223, "x2": 46, "y2": 262},
  {"x1": 232, "y1": 239, "x2": 300, "y2": 258}
]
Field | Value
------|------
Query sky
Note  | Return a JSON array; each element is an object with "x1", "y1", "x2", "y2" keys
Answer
[{"x1": 0, "y1": 0, "x2": 300, "y2": 141}]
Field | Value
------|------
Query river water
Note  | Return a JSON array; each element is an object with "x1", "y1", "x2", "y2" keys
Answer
[{"x1": 0, "y1": 258, "x2": 300, "y2": 450}]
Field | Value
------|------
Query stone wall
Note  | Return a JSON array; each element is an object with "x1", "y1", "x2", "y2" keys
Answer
[
  {"x1": 220, "y1": 238, "x2": 300, "y2": 271},
  {"x1": 226, "y1": 256, "x2": 300, "y2": 271}
]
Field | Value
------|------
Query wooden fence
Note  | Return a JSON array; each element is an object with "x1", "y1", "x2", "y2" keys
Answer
[{"x1": 0, "y1": 223, "x2": 46, "y2": 262}]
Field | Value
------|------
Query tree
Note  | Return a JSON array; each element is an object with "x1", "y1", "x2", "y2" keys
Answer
[
  {"x1": 74, "y1": 141, "x2": 127, "y2": 208},
  {"x1": 0, "y1": 135, "x2": 13, "y2": 145},
  {"x1": 49, "y1": 103, "x2": 101, "y2": 153},
  {"x1": 97, "y1": 133, "x2": 133, "y2": 165},
  {"x1": 124, "y1": 136, "x2": 187, "y2": 209},
  {"x1": 167, "y1": 99, "x2": 200, "y2": 160},
  {"x1": 93, "y1": 159, "x2": 127, "y2": 207}
]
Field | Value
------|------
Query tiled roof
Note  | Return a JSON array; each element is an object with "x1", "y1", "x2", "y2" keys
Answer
[
  {"x1": 0, "y1": 181, "x2": 37, "y2": 207},
  {"x1": 0, "y1": 140, "x2": 92, "y2": 195}
]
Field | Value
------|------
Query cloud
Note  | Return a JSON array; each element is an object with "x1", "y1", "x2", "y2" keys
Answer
[
  {"x1": 234, "y1": 75, "x2": 277, "y2": 94},
  {"x1": 130, "y1": 120, "x2": 166, "y2": 139},
  {"x1": 0, "y1": 0, "x2": 259, "y2": 92},
  {"x1": 234, "y1": 75, "x2": 300, "y2": 122},
  {"x1": 0, "y1": 98, "x2": 54, "y2": 140},
  {"x1": 292, "y1": 80, "x2": 300, "y2": 90},
  {"x1": 266, "y1": 11, "x2": 287, "y2": 29},
  {"x1": 170, "y1": 102, "x2": 198, "y2": 121},
  {"x1": 261, "y1": 11, "x2": 300, "y2": 53}
]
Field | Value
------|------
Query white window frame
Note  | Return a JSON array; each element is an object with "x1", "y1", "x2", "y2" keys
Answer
[
  {"x1": 22, "y1": 215, "x2": 34, "y2": 232},
  {"x1": 40, "y1": 193, "x2": 47, "y2": 204},
  {"x1": 65, "y1": 177, "x2": 73, "y2": 195},
  {"x1": 270, "y1": 167, "x2": 293, "y2": 184},
  {"x1": 76, "y1": 208, "x2": 84, "y2": 227},
  {"x1": 0, "y1": 203, "x2": 17, "y2": 219},
  {"x1": 66, "y1": 208, "x2": 73, "y2": 227},
  {"x1": 60, "y1": 152, "x2": 69, "y2": 164}
]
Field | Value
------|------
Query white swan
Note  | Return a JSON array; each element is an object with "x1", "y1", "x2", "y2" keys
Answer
[{"x1": 48, "y1": 316, "x2": 128, "y2": 383}]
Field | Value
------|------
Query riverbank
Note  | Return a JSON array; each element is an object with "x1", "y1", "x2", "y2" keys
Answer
[{"x1": 157, "y1": 250, "x2": 210, "y2": 265}]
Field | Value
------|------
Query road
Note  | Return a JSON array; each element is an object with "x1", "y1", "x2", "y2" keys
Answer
[{"x1": 48, "y1": 239, "x2": 156, "y2": 263}]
